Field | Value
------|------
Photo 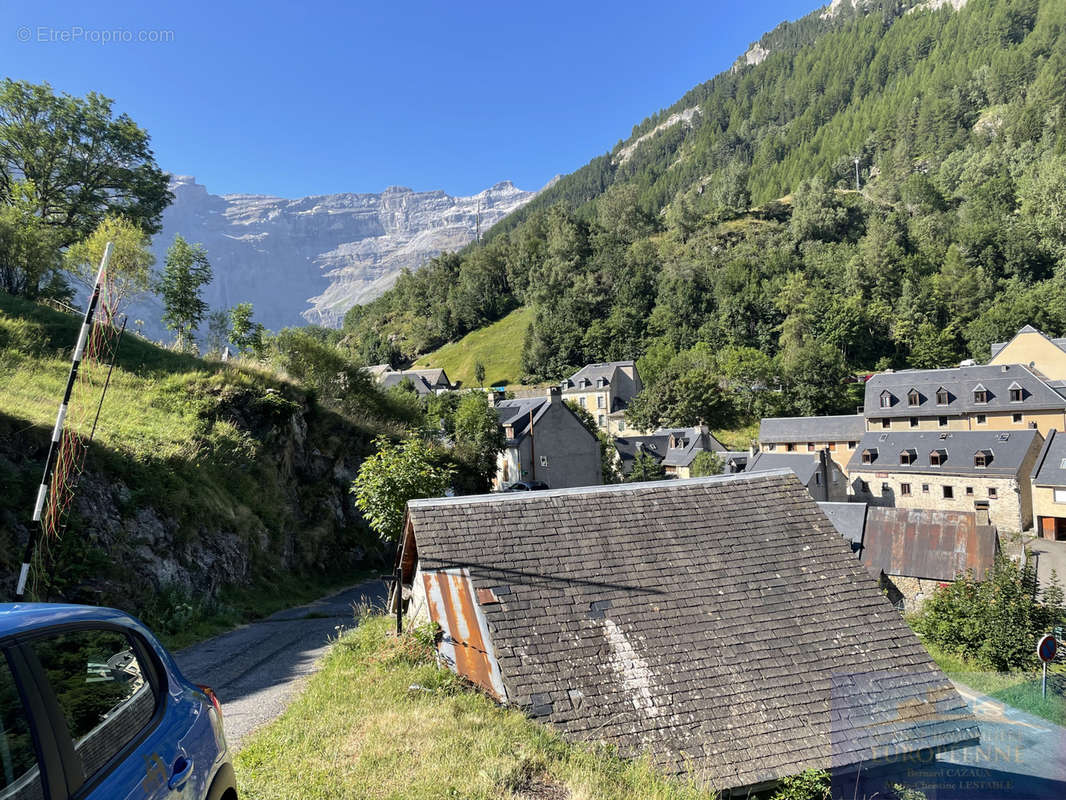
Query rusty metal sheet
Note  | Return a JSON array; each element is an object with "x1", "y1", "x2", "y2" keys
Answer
[
  {"x1": 423, "y1": 568, "x2": 508, "y2": 701},
  {"x1": 862, "y1": 507, "x2": 997, "y2": 581}
]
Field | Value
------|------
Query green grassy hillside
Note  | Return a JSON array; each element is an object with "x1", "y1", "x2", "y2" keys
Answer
[
  {"x1": 413, "y1": 306, "x2": 533, "y2": 387},
  {"x1": 0, "y1": 292, "x2": 394, "y2": 633}
]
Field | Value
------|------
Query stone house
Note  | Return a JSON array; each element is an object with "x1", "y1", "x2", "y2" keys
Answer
[
  {"x1": 560, "y1": 361, "x2": 642, "y2": 434},
  {"x1": 860, "y1": 507, "x2": 998, "y2": 612},
  {"x1": 745, "y1": 449, "x2": 848, "y2": 501},
  {"x1": 759, "y1": 414, "x2": 866, "y2": 474},
  {"x1": 847, "y1": 429, "x2": 1043, "y2": 532},
  {"x1": 1029, "y1": 428, "x2": 1066, "y2": 540},
  {"x1": 989, "y1": 324, "x2": 1066, "y2": 381},
  {"x1": 863, "y1": 363, "x2": 1066, "y2": 438},
  {"x1": 493, "y1": 388, "x2": 601, "y2": 490},
  {"x1": 375, "y1": 366, "x2": 454, "y2": 395},
  {"x1": 611, "y1": 425, "x2": 726, "y2": 479},
  {"x1": 393, "y1": 472, "x2": 977, "y2": 794}
]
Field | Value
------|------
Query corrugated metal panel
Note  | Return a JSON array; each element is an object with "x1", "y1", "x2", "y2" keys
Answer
[
  {"x1": 423, "y1": 568, "x2": 508, "y2": 701},
  {"x1": 862, "y1": 507, "x2": 997, "y2": 581}
]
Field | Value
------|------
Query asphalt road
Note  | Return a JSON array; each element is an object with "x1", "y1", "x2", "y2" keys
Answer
[{"x1": 174, "y1": 579, "x2": 387, "y2": 750}]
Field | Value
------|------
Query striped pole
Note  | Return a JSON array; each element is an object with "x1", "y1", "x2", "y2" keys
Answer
[{"x1": 16, "y1": 242, "x2": 113, "y2": 598}]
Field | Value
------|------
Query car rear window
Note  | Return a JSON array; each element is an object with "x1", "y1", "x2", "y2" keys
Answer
[
  {"x1": 28, "y1": 629, "x2": 157, "y2": 787},
  {"x1": 0, "y1": 655, "x2": 44, "y2": 800}
]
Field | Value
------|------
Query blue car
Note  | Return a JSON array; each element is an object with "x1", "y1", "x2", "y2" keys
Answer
[{"x1": 0, "y1": 603, "x2": 237, "y2": 800}]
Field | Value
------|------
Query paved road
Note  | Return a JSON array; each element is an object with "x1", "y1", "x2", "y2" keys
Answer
[
  {"x1": 174, "y1": 579, "x2": 387, "y2": 750},
  {"x1": 849, "y1": 680, "x2": 1066, "y2": 799},
  {"x1": 1027, "y1": 535, "x2": 1066, "y2": 597}
]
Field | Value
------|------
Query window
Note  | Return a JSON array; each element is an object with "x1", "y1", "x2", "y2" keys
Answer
[
  {"x1": 815, "y1": 473, "x2": 822, "y2": 485},
  {"x1": 988, "y1": 487, "x2": 997, "y2": 499},
  {"x1": 938, "y1": 416, "x2": 948, "y2": 427},
  {"x1": 1054, "y1": 489, "x2": 1066, "y2": 504},
  {"x1": 936, "y1": 387, "x2": 949, "y2": 405},
  {"x1": 786, "y1": 443, "x2": 795, "y2": 452},
  {"x1": 807, "y1": 442, "x2": 815, "y2": 452},
  {"x1": 578, "y1": 396, "x2": 586, "y2": 408},
  {"x1": 901, "y1": 483, "x2": 912, "y2": 496},
  {"x1": 966, "y1": 486, "x2": 974, "y2": 496},
  {"x1": 899, "y1": 449, "x2": 916, "y2": 465},
  {"x1": 908, "y1": 389, "x2": 920, "y2": 406},
  {"x1": 767, "y1": 443, "x2": 776, "y2": 451},
  {"x1": 859, "y1": 480, "x2": 869, "y2": 492},
  {"x1": 539, "y1": 455, "x2": 548, "y2": 467},
  {"x1": 922, "y1": 484, "x2": 930, "y2": 493},
  {"x1": 1009, "y1": 386, "x2": 1023, "y2": 403},
  {"x1": 1013, "y1": 413, "x2": 1022, "y2": 423},
  {"x1": 943, "y1": 485, "x2": 954, "y2": 499},
  {"x1": 974, "y1": 451, "x2": 991, "y2": 468},
  {"x1": 881, "y1": 419, "x2": 891, "y2": 429},
  {"x1": 598, "y1": 415, "x2": 605, "y2": 427},
  {"x1": 976, "y1": 414, "x2": 987, "y2": 425},
  {"x1": 973, "y1": 387, "x2": 988, "y2": 404},
  {"x1": 29, "y1": 628, "x2": 158, "y2": 788},
  {"x1": 596, "y1": 395, "x2": 605, "y2": 409},
  {"x1": 828, "y1": 441, "x2": 837, "y2": 451},
  {"x1": 881, "y1": 482, "x2": 890, "y2": 494},
  {"x1": 861, "y1": 449, "x2": 876, "y2": 464},
  {"x1": 848, "y1": 441, "x2": 856, "y2": 448},
  {"x1": 909, "y1": 417, "x2": 919, "y2": 428},
  {"x1": 0, "y1": 657, "x2": 44, "y2": 798},
  {"x1": 930, "y1": 449, "x2": 946, "y2": 466},
  {"x1": 880, "y1": 392, "x2": 893, "y2": 408}
]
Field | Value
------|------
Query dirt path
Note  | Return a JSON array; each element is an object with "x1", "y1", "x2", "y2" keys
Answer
[{"x1": 174, "y1": 579, "x2": 386, "y2": 749}]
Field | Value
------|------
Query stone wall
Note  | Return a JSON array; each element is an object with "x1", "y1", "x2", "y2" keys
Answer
[{"x1": 879, "y1": 573, "x2": 946, "y2": 613}]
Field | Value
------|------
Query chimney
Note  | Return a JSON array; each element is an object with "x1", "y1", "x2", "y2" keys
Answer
[
  {"x1": 547, "y1": 386, "x2": 561, "y2": 404},
  {"x1": 749, "y1": 442, "x2": 759, "y2": 459}
]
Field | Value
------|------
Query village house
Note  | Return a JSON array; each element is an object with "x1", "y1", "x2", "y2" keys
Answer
[
  {"x1": 860, "y1": 507, "x2": 998, "y2": 612},
  {"x1": 1029, "y1": 428, "x2": 1066, "y2": 540},
  {"x1": 817, "y1": 501, "x2": 868, "y2": 553},
  {"x1": 989, "y1": 324, "x2": 1066, "y2": 381},
  {"x1": 611, "y1": 425, "x2": 726, "y2": 479},
  {"x1": 759, "y1": 414, "x2": 866, "y2": 474},
  {"x1": 847, "y1": 429, "x2": 1043, "y2": 532},
  {"x1": 560, "y1": 361, "x2": 642, "y2": 435},
  {"x1": 372, "y1": 366, "x2": 454, "y2": 395},
  {"x1": 863, "y1": 363, "x2": 1066, "y2": 437},
  {"x1": 492, "y1": 388, "x2": 601, "y2": 490},
  {"x1": 745, "y1": 449, "x2": 848, "y2": 501},
  {"x1": 393, "y1": 473, "x2": 978, "y2": 794}
]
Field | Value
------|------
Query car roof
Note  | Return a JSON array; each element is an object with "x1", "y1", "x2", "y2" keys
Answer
[{"x1": 0, "y1": 603, "x2": 138, "y2": 637}]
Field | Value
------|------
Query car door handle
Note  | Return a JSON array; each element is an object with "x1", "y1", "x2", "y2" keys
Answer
[{"x1": 168, "y1": 756, "x2": 193, "y2": 790}]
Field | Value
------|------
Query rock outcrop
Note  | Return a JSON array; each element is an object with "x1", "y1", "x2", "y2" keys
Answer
[{"x1": 134, "y1": 176, "x2": 538, "y2": 339}]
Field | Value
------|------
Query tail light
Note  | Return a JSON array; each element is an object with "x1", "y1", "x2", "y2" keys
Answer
[{"x1": 198, "y1": 684, "x2": 222, "y2": 716}]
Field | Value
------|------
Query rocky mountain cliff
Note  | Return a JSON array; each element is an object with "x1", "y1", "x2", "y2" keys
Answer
[{"x1": 133, "y1": 177, "x2": 539, "y2": 339}]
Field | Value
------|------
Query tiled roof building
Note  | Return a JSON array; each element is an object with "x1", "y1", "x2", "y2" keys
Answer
[{"x1": 397, "y1": 473, "x2": 978, "y2": 792}]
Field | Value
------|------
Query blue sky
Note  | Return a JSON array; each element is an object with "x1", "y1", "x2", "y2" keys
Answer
[{"x1": 0, "y1": 0, "x2": 818, "y2": 198}]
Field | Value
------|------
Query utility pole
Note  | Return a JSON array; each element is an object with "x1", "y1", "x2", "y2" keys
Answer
[{"x1": 854, "y1": 158, "x2": 861, "y2": 192}]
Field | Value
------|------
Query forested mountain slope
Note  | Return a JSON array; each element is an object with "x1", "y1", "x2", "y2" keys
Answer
[{"x1": 344, "y1": 0, "x2": 1066, "y2": 423}]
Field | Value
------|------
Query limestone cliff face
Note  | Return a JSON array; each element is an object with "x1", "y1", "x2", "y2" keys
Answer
[{"x1": 138, "y1": 177, "x2": 538, "y2": 338}]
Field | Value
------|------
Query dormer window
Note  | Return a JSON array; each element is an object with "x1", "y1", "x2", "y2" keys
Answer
[
  {"x1": 907, "y1": 388, "x2": 920, "y2": 407},
  {"x1": 1008, "y1": 382, "x2": 1023, "y2": 403},
  {"x1": 596, "y1": 377, "x2": 608, "y2": 388},
  {"x1": 880, "y1": 391, "x2": 893, "y2": 409},
  {"x1": 973, "y1": 384, "x2": 988, "y2": 404},
  {"x1": 936, "y1": 387, "x2": 949, "y2": 405},
  {"x1": 974, "y1": 450, "x2": 993, "y2": 468},
  {"x1": 899, "y1": 449, "x2": 917, "y2": 465},
  {"x1": 930, "y1": 448, "x2": 947, "y2": 466},
  {"x1": 861, "y1": 448, "x2": 877, "y2": 464}
]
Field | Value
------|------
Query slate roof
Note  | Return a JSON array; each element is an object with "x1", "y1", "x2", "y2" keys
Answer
[
  {"x1": 613, "y1": 434, "x2": 671, "y2": 466},
  {"x1": 863, "y1": 364, "x2": 1066, "y2": 417},
  {"x1": 990, "y1": 324, "x2": 1066, "y2": 360},
  {"x1": 760, "y1": 415, "x2": 866, "y2": 444},
  {"x1": 746, "y1": 451, "x2": 821, "y2": 485},
  {"x1": 847, "y1": 430, "x2": 1041, "y2": 477},
  {"x1": 561, "y1": 360, "x2": 636, "y2": 389},
  {"x1": 494, "y1": 397, "x2": 553, "y2": 445},
  {"x1": 817, "y1": 502, "x2": 867, "y2": 549},
  {"x1": 861, "y1": 507, "x2": 998, "y2": 582},
  {"x1": 1031, "y1": 429, "x2": 1066, "y2": 487},
  {"x1": 379, "y1": 371, "x2": 435, "y2": 396},
  {"x1": 403, "y1": 473, "x2": 978, "y2": 790},
  {"x1": 613, "y1": 427, "x2": 726, "y2": 469}
]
